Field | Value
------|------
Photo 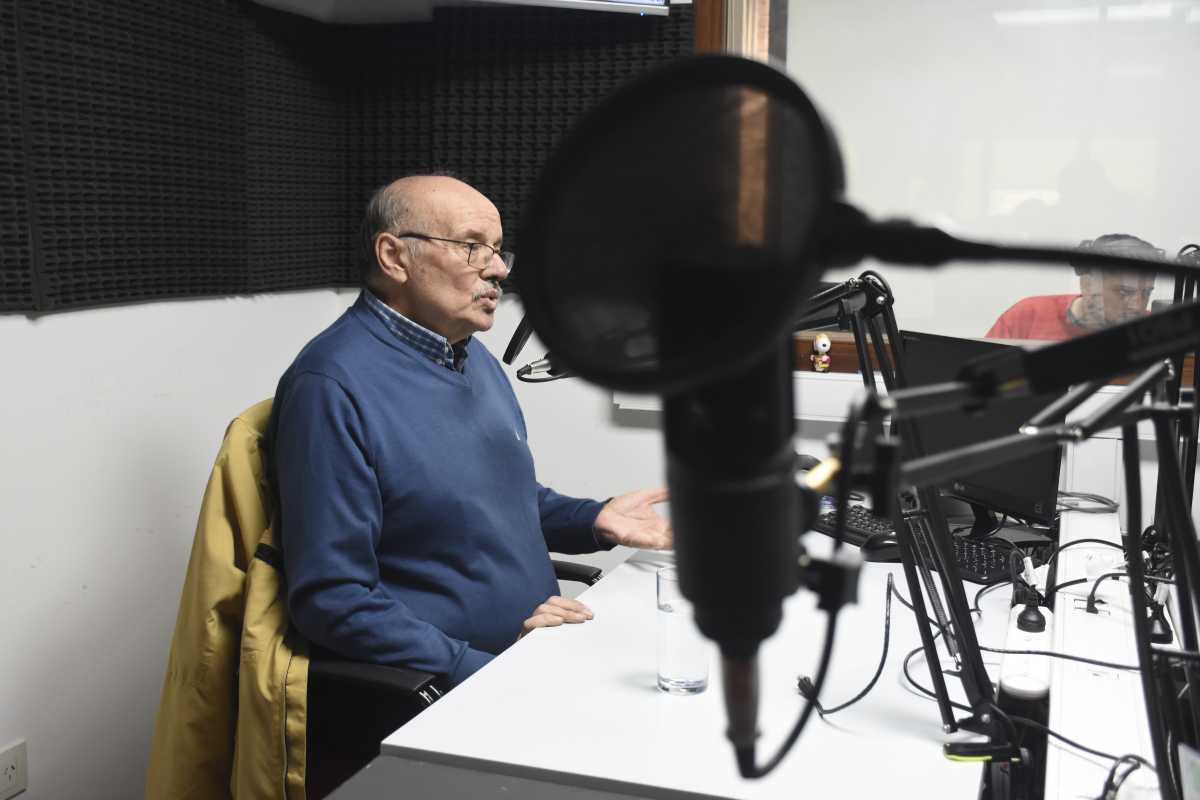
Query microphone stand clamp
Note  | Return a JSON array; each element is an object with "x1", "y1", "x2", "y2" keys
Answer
[{"x1": 796, "y1": 546, "x2": 861, "y2": 614}]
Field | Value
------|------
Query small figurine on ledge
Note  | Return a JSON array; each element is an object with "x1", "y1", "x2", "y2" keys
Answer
[{"x1": 810, "y1": 333, "x2": 832, "y2": 373}]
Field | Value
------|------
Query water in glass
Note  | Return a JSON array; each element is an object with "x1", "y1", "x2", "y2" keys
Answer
[{"x1": 656, "y1": 569, "x2": 709, "y2": 694}]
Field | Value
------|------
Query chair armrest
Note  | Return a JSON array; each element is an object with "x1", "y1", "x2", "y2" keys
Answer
[
  {"x1": 308, "y1": 659, "x2": 441, "y2": 701},
  {"x1": 552, "y1": 559, "x2": 602, "y2": 586},
  {"x1": 309, "y1": 563, "x2": 600, "y2": 707}
]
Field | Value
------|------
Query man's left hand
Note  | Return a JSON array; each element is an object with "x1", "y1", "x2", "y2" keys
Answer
[{"x1": 594, "y1": 488, "x2": 672, "y2": 550}]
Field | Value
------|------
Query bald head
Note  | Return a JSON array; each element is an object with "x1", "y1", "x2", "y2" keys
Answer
[
  {"x1": 360, "y1": 175, "x2": 508, "y2": 343},
  {"x1": 360, "y1": 175, "x2": 500, "y2": 286}
]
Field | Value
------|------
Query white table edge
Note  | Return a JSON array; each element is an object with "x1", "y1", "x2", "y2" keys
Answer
[{"x1": 379, "y1": 743, "x2": 736, "y2": 800}]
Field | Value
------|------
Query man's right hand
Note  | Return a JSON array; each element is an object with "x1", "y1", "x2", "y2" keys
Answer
[{"x1": 518, "y1": 596, "x2": 594, "y2": 641}]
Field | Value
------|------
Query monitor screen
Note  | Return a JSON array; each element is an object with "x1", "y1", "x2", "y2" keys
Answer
[{"x1": 896, "y1": 330, "x2": 1065, "y2": 528}]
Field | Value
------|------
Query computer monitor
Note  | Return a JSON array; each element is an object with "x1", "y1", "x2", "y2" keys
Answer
[{"x1": 896, "y1": 330, "x2": 1066, "y2": 537}]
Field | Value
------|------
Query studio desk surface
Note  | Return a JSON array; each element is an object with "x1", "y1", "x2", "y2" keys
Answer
[
  {"x1": 337, "y1": 544, "x2": 1009, "y2": 800},
  {"x1": 1044, "y1": 511, "x2": 1158, "y2": 799}
]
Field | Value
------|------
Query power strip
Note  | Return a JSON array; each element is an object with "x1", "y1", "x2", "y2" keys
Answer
[{"x1": 999, "y1": 605, "x2": 1054, "y2": 700}]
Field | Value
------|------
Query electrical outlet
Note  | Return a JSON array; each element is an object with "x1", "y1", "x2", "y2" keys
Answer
[{"x1": 0, "y1": 739, "x2": 27, "y2": 800}]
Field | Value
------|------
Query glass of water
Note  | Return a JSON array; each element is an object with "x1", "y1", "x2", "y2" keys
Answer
[{"x1": 656, "y1": 566, "x2": 710, "y2": 694}]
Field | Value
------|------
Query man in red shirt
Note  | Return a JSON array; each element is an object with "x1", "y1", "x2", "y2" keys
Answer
[{"x1": 986, "y1": 234, "x2": 1161, "y2": 341}]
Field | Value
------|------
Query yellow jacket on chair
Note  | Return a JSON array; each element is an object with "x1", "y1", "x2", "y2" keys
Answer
[{"x1": 146, "y1": 398, "x2": 309, "y2": 799}]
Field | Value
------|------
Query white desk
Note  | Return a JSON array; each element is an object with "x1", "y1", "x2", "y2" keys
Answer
[
  {"x1": 372, "y1": 548, "x2": 994, "y2": 800},
  {"x1": 1044, "y1": 511, "x2": 1159, "y2": 799}
]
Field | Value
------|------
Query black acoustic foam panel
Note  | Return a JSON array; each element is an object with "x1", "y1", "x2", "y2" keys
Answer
[
  {"x1": 429, "y1": 7, "x2": 696, "y2": 254},
  {"x1": 0, "y1": 0, "x2": 33, "y2": 311},
  {"x1": 329, "y1": 21, "x2": 437, "y2": 284},
  {"x1": 0, "y1": 2, "x2": 693, "y2": 313},
  {"x1": 16, "y1": 0, "x2": 245, "y2": 311},
  {"x1": 244, "y1": 7, "x2": 351, "y2": 292}
]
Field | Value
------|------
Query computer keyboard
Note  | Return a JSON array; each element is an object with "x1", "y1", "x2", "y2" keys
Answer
[
  {"x1": 812, "y1": 504, "x2": 1012, "y2": 584},
  {"x1": 818, "y1": 504, "x2": 894, "y2": 540}
]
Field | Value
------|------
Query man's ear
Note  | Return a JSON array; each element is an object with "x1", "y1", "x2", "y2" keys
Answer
[{"x1": 375, "y1": 233, "x2": 410, "y2": 285}]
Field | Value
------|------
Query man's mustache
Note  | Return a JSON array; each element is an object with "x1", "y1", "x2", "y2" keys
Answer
[{"x1": 471, "y1": 281, "x2": 503, "y2": 302}]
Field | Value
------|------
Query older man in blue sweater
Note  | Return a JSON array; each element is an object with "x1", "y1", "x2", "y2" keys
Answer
[{"x1": 267, "y1": 175, "x2": 671, "y2": 695}]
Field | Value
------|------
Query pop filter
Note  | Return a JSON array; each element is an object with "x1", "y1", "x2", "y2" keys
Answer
[{"x1": 517, "y1": 55, "x2": 844, "y2": 394}]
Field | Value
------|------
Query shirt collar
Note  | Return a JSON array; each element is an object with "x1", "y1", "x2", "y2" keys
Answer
[{"x1": 362, "y1": 290, "x2": 471, "y2": 372}]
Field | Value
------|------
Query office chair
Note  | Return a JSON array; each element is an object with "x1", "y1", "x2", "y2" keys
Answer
[
  {"x1": 148, "y1": 399, "x2": 603, "y2": 800},
  {"x1": 305, "y1": 558, "x2": 601, "y2": 798}
]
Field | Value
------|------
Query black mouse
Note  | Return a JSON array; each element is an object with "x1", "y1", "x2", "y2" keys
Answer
[{"x1": 860, "y1": 532, "x2": 902, "y2": 563}]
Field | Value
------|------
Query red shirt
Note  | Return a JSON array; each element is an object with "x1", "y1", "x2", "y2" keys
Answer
[{"x1": 985, "y1": 294, "x2": 1088, "y2": 341}]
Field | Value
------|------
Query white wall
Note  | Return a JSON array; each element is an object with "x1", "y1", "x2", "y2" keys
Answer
[
  {"x1": 0, "y1": 288, "x2": 663, "y2": 798},
  {"x1": 787, "y1": 0, "x2": 1200, "y2": 339}
]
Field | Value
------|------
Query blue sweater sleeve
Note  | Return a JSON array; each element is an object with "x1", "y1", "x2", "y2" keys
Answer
[
  {"x1": 536, "y1": 484, "x2": 612, "y2": 554},
  {"x1": 274, "y1": 371, "x2": 492, "y2": 687}
]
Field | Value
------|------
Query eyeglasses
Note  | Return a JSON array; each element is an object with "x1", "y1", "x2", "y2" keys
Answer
[{"x1": 394, "y1": 232, "x2": 514, "y2": 272}]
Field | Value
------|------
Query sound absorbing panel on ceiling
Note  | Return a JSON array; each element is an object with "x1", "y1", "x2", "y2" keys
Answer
[{"x1": 0, "y1": 1, "x2": 693, "y2": 313}]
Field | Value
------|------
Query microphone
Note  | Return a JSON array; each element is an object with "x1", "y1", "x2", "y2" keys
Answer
[
  {"x1": 663, "y1": 339, "x2": 802, "y2": 766},
  {"x1": 502, "y1": 314, "x2": 535, "y2": 366},
  {"x1": 819, "y1": 200, "x2": 1189, "y2": 280},
  {"x1": 512, "y1": 54, "x2": 855, "y2": 779}
]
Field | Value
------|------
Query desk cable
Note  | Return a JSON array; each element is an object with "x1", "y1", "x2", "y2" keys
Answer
[
  {"x1": 892, "y1": 583, "x2": 1140, "y2": 673},
  {"x1": 800, "y1": 576, "x2": 1140, "y2": 721},
  {"x1": 797, "y1": 574, "x2": 894, "y2": 716},
  {"x1": 971, "y1": 580, "x2": 1009, "y2": 618},
  {"x1": 1098, "y1": 755, "x2": 1149, "y2": 800},
  {"x1": 739, "y1": 398, "x2": 865, "y2": 778},
  {"x1": 973, "y1": 539, "x2": 1127, "y2": 615},
  {"x1": 900, "y1": 630, "x2": 1153, "y2": 774},
  {"x1": 895, "y1": 589, "x2": 1156, "y2": 795},
  {"x1": 1084, "y1": 572, "x2": 1176, "y2": 614},
  {"x1": 1057, "y1": 490, "x2": 1119, "y2": 515},
  {"x1": 891, "y1": 537, "x2": 1157, "y2": 796},
  {"x1": 1041, "y1": 537, "x2": 1125, "y2": 572}
]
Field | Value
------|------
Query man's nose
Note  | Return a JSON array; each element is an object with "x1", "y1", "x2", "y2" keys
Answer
[{"x1": 482, "y1": 253, "x2": 510, "y2": 280}]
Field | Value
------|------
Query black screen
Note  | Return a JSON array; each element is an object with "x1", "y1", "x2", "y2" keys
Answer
[{"x1": 897, "y1": 330, "x2": 1064, "y2": 526}]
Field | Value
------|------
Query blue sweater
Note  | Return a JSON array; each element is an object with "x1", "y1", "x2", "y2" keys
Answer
[{"x1": 266, "y1": 295, "x2": 607, "y2": 686}]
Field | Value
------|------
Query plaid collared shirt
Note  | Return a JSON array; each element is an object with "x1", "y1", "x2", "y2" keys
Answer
[{"x1": 363, "y1": 290, "x2": 470, "y2": 372}]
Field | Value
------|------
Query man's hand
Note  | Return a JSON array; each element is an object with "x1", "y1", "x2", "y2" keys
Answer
[
  {"x1": 517, "y1": 595, "x2": 594, "y2": 641},
  {"x1": 594, "y1": 488, "x2": 672, "y2": 550}
]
